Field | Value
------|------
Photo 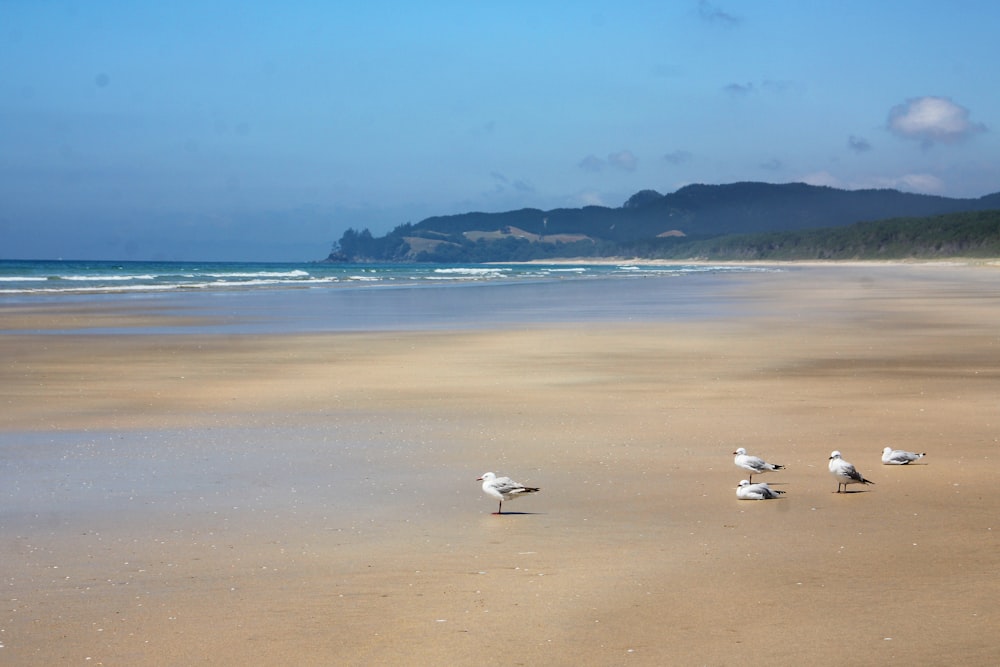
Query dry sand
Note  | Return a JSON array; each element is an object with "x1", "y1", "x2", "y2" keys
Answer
[{"x1": 1, "y1": 264, "x2": 999, "y2": 665}]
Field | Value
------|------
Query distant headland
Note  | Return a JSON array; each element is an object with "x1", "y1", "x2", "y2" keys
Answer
[{"x1": 325, "y1": 181, "x2": 1000, "y2": 263}]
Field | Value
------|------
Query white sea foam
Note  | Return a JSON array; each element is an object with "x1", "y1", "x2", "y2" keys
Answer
[
  {"x1": 433, "y1": 267, "x2": 511, "y2": 276},
  {"x1": 0, "y1": 260, "x2": 778, "y2": 297},
  {"x1": 61, "y1": 274, "x2": 157, "y2": 281},
  {"x1": 204, "y1": 270, "x2": 311, "y2": 278}
]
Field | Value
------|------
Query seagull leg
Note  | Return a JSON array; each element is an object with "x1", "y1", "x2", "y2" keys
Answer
[{"x1": 496, "y1": 500, "x2": 503, "y2": 515}]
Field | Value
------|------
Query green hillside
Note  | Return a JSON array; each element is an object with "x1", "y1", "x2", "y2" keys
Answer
[
  {"x1": 631, "y1": 209, "x2": 1000, "y2": 260},
  {"x1": 326, "y1": 182, "x2": 1000, "y2": 262}
]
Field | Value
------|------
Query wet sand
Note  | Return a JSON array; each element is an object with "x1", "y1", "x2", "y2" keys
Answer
[{"x1": 2, "y1": 264, "x2": 999, "y2": 665}]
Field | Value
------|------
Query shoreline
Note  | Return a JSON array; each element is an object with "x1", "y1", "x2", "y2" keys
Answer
[
  {"x1": 2, "y1": 263, "x2": 999, "y2": 665},
  {"x1": 508, "y1": 255, "x2": 1000, "y2": 267}
]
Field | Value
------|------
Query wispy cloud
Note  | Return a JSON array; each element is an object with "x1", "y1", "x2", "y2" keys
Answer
[
  {"x1": 761, "y1": 79, "x2": 799, "y2": 94},
  {"x1": 887, "y1": 96, "x2": 987, "y2": 147},
  {"x1": 511, "y1": 179, "x2": 534, "y2": 193},
  {"x1": 799, "y1": 170, "x2": 946, "y2": 195},
  {"x1": 759, "y1": 158, "x2": 783, "y2": 171},
  {"x1": 579, "y1": 150, "x2": 638, "y2": 172},
  {"x1": 723, "y1": 82, "x2": 754, "y2": 96},
  {"x1": 578, "y1": 190, "x2": 605, "y2": 206},
  {"x1": 662, "y1": 150, "x2": 693, "y2": 165},
  {"x1": 489, "y1": 171, "x2": 535, "y2": 196},
  {"x1": 698, "y1": 1, "x2": 742, "y2": 26},
  {"x1": 847, "y1": 135, "x2": 872, "y2": 153},
  {"x1": 608, "y1": 150, "x2": 638, "y2": 172},
  {"x1": 870, "y1": 173, "x2": 946, "y2": 194},
  {"x1": 578, "y1": 154, "x2": 604, "y2": 172},
  {"x1": 724, "y1": 79, "x2": 800, "y2": 98}
]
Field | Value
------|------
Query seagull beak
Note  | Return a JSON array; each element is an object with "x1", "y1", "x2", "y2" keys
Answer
[{"x1": 476, "y1": 476, "x2": 483, "y2": 481}]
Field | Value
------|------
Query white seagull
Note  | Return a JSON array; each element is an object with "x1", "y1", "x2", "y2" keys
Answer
[
  {"x1": 477, "y1": 472, "x2": 540, "y2": 515},
  {"x1": 828, "y1": 450, "x2": 874, "y2": 493},
  {"x1": 882, "y1": 446, "x2": 926, "y2": 465},
  {"x1": 733, "y1": 447, "x2": 785, "y2": 482},
  {"x1": 736, "y1": 479, "x2": 785, "y2": 500}
]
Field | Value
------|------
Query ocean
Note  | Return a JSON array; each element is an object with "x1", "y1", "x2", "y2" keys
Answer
[
  {"x1": 0, "y1": 259, "x2": 775, "y2": 295},
  {"x1": 0, "y1": 259, "x2": 781, "y2": 333}
]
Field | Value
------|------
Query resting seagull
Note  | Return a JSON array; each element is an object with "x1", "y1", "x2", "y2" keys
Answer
[
  {"x1": 477, "y1": 472, "x2": 540, "y2": 515},
  {"x1": 882, "y1": 446, "x2": 926, "y2": 465},
  {"x1": 733, "y1": 447, "x2": 785, "y2": 482},
  {"x1": 828, "y1": 450, "x2": 874, "y2": 493},
  {"x1": 736, "y1": 479, "x2": 785, "y2": 500}
]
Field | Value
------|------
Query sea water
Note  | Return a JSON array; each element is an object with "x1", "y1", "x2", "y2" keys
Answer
[
  {"x1": 0, "y1": 259, "x2": 775, "y2": 295},
  {"x1": 0, "y1": 259, "x2": 780, "y2": 333}
]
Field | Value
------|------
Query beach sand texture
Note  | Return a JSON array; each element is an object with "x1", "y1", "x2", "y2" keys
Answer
[{"x1": 2, "y1": 264, "x2": 998, "y2": 665}]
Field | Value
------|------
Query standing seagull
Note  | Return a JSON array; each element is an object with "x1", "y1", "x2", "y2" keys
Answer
[
  {"x1": 736, "y1": 479, "x2": 786, "y2": 500},
  {"x1": 733, "y1": 447, "x2": 785, "y2": 482},
  {"x1": 828, "y1": 450, "x2": 874, "y2": 493},
  {"x1": 882, "y1": 446, "x2": 926, "y2": 465},
  {"x1": 477, "y1": 472, "x2": 540, "y2": 515}
]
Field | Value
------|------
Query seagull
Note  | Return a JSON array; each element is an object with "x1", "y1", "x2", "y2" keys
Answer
[
  {"x1": 733, "y1": 447, "x2": 785, "y2": 482},
  {"x1": 882, "y1": 446, "x2": 926, "y2": 465},
  {"x1": 477, "y1": 472, "x2": 540, "y2": 515},
  {"x1": 736, "y1": 479, "x2": 785, "y2": 500},
  {"x1": 828, "y1": 450, "x2": 874, "y2": 493}
]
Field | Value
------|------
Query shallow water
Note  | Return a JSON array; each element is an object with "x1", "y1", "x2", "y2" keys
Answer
[{"x1": 5, "y1": 270, "x2": 775, "y2": 335}]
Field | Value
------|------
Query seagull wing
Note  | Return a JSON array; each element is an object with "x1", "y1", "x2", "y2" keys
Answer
[
  {"x1": 842, "y1": 462, "x2": 870, "y2": 483},
  {"x1": 492, "y1": 476, "x2": 538, "y2": 498}
]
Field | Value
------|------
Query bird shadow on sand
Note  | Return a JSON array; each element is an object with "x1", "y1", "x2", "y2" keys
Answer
[
  {"x1": 834, "y1": 489, "x2": 874, "y2": 494},
  {"x1": 491, "y1": 511, "x2": 545, "y2": 516}
]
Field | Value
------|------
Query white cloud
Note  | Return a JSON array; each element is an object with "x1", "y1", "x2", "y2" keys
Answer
[
  {"x1": 800, "y1": 171, "x2": 842, "y2": 188},
  {"x1": 799, "y1": 170, "x2": 946, "y2": 195},
  {"x1": 607, "y1": 149, "x2": 638, "y2": 172},
  {"x1": 887, "y1": 96, "x2": 987, "y2": 147},
  {"x1": 870, "y1": 173, "x2": 946, "y2": 194},
  {"x1": 577, "y1": 190, "x2": 605, "y2": 206}
]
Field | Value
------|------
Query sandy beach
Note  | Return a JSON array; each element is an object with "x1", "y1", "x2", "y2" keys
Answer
[{"x1": 2, "y1": 263, "x2": 999, "y2": 665}]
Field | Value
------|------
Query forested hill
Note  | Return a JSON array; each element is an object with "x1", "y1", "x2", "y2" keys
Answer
[{"x1": 326, "y1": 181, "x2": 1000, "y2": 262}]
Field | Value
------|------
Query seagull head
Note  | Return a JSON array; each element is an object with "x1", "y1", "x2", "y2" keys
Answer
[
  {"x1": 477, "y1": 472, "x2": 495, "y2": 482},
  {"x1": 829, "y1": 450, "x2": 842, "y2": 460},
  {"x1": 733, "y1": 447, "x2": 747, "y2": 456},
  {"x1": 737, "y1": 480, "x2": 751, "y2": 488}
]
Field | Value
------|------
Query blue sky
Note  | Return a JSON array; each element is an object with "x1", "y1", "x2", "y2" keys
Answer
[{"x1": 2, "y1": 1, "x2": 998, "y2": 261}]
